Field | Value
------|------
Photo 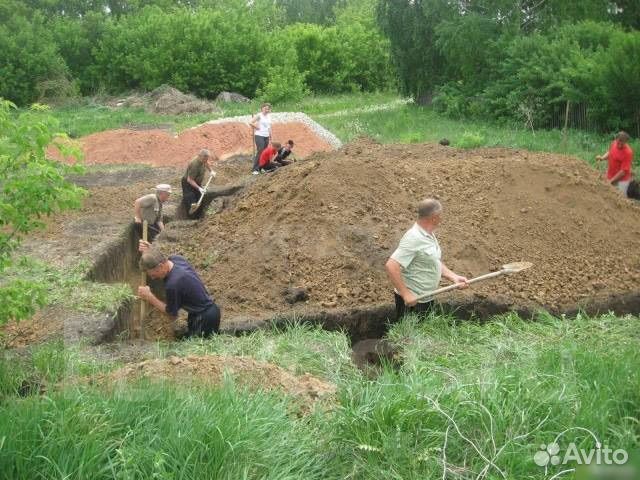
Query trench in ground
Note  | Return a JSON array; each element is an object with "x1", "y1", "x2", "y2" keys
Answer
[{"x1": 83, "y1": 185, "x2": 640, "y2": 369}]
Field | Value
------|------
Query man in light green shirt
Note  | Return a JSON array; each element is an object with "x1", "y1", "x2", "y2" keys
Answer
[{"x1": 385, "y1": 198, "x2": 468, "y2": 319}]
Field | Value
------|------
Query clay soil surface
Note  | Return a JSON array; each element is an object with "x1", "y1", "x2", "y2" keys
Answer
[
  {"x1": 165, "y1": 138, "x2": 640, "y2": 320},
  {"x1": 96, "y1": 355, "x2": 336, "y2": 405},
  {"x1": 51, "y1": 121, "x2": 333, "y2": 167}
]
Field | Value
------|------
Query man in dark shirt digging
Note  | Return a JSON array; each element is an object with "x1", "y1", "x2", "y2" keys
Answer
[{"x1": 137, "y1": 240, "x2": 220, "y2": 337}]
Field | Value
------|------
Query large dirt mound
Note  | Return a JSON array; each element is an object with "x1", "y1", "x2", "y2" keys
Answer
[
  {"x1": 165, "y1": 138, "x2": 640, "y2": 319},
  {"x1": 99, "y1": 355, "x2": 336, "y2": 404}
]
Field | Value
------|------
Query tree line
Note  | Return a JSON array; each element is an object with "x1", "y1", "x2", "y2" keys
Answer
[
  {"x1": 1, "y1": 0, "x2": 639, "y2": 132},
  {"x1": 378, "y1": 0, "x2": 640, "y2": 132},
  {"x1": 0, "y1": 0, "x2": 393, "y2": 106}
]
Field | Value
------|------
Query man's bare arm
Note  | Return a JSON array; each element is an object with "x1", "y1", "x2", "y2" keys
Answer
[
  {"x1": 385, "y1": 258, "x2": 417, "y2": 306},
  {"x1": 441, "y1": 262, "x2": 469, "y2": 286}
]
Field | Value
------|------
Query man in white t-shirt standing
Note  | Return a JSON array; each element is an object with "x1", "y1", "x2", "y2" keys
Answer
[
  {"x1": 250, "y1": 102, "x2": 272, "y2": 174},
  {"x1": 385, "y1": 198, "x2": 468, "y2": 320}
]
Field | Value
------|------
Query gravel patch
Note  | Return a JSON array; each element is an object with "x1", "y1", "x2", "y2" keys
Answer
[{"x1": 201, "y1": 112, "x2": 343, "y2": 149}]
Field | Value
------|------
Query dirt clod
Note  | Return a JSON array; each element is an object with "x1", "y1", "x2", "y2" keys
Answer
[{"x1": 283, "y1": 287, "x2": 309, "y2": 304}]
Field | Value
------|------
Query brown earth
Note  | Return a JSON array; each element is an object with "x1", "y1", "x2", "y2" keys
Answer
[
  {"x1": 50, "y1": 121, "x2": 334, "y2": 167},
  {"x1": 164, "y1": 138, "x2": 640, "y2": 319},
  {"x1": 7, "y1": 138, "x2": 640, "y2": 347},
  {"x1": 95, "y1": 355, "x2": 336, "y2": 406},
  {"x1": 19, "y1": 157, "x2": 248, "y2": 266}
]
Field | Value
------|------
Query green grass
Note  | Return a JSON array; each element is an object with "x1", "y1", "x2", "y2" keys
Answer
[
  {"x1": 1, "y1": 314, "x2": 638, "y2": 479},
  {"x1": 316, "y1": 101, "x2": 639, "y2": 168},
  {"x1": 29, "y1": 92, "x2": 399, "y2": 138},
  {"x1": 3, "y1": 257, "x2": 133, "y2": 315}
]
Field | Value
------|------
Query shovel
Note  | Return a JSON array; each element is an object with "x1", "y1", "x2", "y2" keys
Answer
[
  {"x1": 415, "y1": 261, "x2": 533, "y2": 302},
  {"x1": 189, "y1": 171, "x2": 216, "y2": 215},
  {"x1": 139, "y1": 220, "x2": 148, "y2": 340}
]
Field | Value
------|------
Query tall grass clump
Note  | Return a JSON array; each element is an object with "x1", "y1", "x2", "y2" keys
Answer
[
  {"x1": 326, "y1": 312, "x2": 640, "y2": 478},
  {"x1": 0, "y1": 382, "x2": 337, "y2": 480}
]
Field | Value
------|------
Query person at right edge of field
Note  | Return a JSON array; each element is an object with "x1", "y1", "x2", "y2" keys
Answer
[
  {"x1": 250, "y1": 102, "x2": 272, "y2": 175},
  {"x1": 385, "y1": 198, "x2": 469, "y2": 320},
  {"x1": 596, "y1": 131, "x2": 634, "y2": 197}
]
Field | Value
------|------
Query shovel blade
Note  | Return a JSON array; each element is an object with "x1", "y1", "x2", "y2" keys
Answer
[{"x1": 502, "y1": 261, "x2": 533, "y2": 273}]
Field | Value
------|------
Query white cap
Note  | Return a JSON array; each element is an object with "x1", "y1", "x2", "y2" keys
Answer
[{"x1": 155, "y1": 184, "x2": 172, "y2": 193}]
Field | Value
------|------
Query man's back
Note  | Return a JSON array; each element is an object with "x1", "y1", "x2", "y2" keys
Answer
[{"x1": 164, "y1": 255, "x2": 213, "y2": 316}]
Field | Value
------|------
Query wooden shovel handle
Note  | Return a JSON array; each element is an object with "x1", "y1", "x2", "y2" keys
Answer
[
  {"x1": 193, "y1": 171, "x2": 216, "y2": 210},
  {"x1": 139, "y1": 220, "x2": 148, "y2": 339},
  {"x1": 415, "y1": 269, "x2": 505, "y2": 301}
]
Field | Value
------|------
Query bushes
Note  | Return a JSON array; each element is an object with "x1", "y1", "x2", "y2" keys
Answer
[
  {"x1": 2, "y1": 0, "x2": 394, "y2": 106},
  {"x1": 92, "y1": 4, "x2": 273, "y2": 98},
  {"x1": 0, "y1": 14, "x2": 73, "y2": 105},
  {"x1": 429, "y1": 21, "x2": 640, "y2": 132}
]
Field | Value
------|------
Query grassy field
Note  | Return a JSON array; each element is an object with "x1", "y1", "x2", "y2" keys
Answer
[
  {"x1": 1, "y1": 315, "x2": 638, "y2": 479},
  {"x1": 3, "y1": 93, "x2": 639, "y2": 479}
]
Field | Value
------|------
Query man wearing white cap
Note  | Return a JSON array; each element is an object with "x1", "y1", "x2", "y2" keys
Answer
[{"x1": 134, "y1": 184, "x2": 172, "y2": 242}]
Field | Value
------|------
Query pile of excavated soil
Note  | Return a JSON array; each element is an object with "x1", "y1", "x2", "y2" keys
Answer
[
  {"x1": 97, "y1": 355, "x2": 336, "y2": 405},
  {"x1": 166, "y1": 138, "x2": 640, "y2": 319},
  {"x1": 50, "y1": 119, "x2": 335, "y2": 167},
  {"x1": 110, "y1": 85, "x2": 221, "y2": 115}
]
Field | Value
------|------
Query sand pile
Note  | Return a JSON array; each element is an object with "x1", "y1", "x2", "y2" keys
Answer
[
  {"x1": 98, "y1": 355, "x2": 336, "y2": 404},
  {"x1": 166, "y1": 138, "x2": 640, "y2": 318}
]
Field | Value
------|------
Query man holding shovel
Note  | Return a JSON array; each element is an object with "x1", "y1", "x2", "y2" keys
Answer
[
  {"x1": 385, "y1": 198, "x2": 468, "y2": 320},
  {"x1": 182, "y1": 149, "x2": 215, "y2": 217},
  {"x1": 137, "y1": 241, "x2": 221, "y2": 337},
  {"x1": 134, "y1": 184, "x2": 171, "y2": 242}
]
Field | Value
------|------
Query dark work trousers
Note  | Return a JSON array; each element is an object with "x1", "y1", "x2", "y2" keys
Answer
[
  {"x1": 187, "y1": 304, "x2": 221, "y2": 338},
  {"x1": 135, "y1": 221, "x2": 161, "y2": 242},
  {"x1": 181, "y1": 177, "x2": 201, "y2": 217},
  {"x1": 253, "y1": 135, "x2": 270, "y2": 172},
  {"x1": 394, "y1": 292, "x2": 435, "y2": 321},
  {"x1": 261, "y1": 161, "x2": 279, "y2": 172}
]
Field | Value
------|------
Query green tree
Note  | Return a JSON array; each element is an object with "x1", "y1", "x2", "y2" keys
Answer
[
  {"x1": 275, "y1": 0, "x2": 343, "y2": 24},
  {"x1": 377, "y1": 0, "x2": 451, "y2": 103},
  {"x1": 0, "y1": 13, "x2": 72, "y2": 105},
  {"x1": 601, "y1": 31, "x2": 640, "y2": 133},
  {"x1": 0, "y1": 101, "x2": 85, "y2": 325},
  {"x1": 92, "y1": 3, "x2": 276, "y2": 97}
]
